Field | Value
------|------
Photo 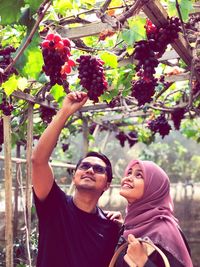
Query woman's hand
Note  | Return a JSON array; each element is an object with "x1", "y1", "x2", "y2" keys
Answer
[
  {"x1": 124, "y1": 234, "x2": 148, "y2": 267},
  {"x1": 104, "y1": 210, "x2": 124, "y2": 226}
]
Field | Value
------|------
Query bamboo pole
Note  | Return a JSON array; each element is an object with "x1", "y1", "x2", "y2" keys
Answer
[{"x1": 3, "y1": 115, "x2": 13, "y2": 267}]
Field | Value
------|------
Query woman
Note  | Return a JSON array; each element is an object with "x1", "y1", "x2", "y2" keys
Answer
[{"x1": 109, "y1": 159, "x2": 193, "y2": 267}]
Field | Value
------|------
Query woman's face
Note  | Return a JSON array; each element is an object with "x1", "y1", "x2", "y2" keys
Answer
[{"x1": 120, "y1": 163, "x2": 145, "y2": 203}]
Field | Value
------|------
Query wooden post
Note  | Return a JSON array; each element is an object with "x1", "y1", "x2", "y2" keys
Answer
[
  {"x1": 82, "y1": 117, "x2": 89, "y2": 157},
  {"x1": 100, "y1": 130, "x2": 111, "y2": 153},
  {"x1": 25, "y1": 103, "x2": 34, "y2": 267},
  {"x1": 3, "y1": 114, "x2": 13, "y2": 267},
  {"x1": 13, "y1": 143, "x2": 21, "y2": 240},
  {"x1": 25, "y1": 104, "x2": 33, "y2": 235}
]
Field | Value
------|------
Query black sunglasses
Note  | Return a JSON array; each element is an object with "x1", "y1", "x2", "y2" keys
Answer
[{"x1": 78, "y1": 162, "x2": 107, "y2": 174}]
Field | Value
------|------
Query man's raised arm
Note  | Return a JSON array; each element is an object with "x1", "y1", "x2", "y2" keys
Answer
[{"x1": 31, "y1": 91, "x2": 88, "y2": 201}]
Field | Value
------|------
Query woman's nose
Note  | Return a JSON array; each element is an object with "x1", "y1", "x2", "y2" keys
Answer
[{"x1": 123, "y1": 175, "x2": 134, "y2": 182}]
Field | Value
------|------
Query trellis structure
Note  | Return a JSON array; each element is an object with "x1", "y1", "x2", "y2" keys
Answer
[{"x1": 1, "y1": 0, "x2": 200, "y2": 266}]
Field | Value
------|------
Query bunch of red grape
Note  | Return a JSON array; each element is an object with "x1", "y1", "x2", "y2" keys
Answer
[
  {"x1": 89, "y1": 122, "x2": 108, "y2": 134},
  {"x1": 39, "y1": 106, "x2": 57, "y2": 124},
  {"x1": 147, "y1": 113, "x2": 171, "y2": 138},
  {"x1": 171, "y1": 107, "x2": 185, "y2": 130},
  {"x1": 108, "y1": 95, "x2": 121, "y2": 108},
  {"x1": 133, "y1": 40, "x2": 159, "y2": 79},
  {"x1": 0, "y1": 45, "x2": 17, "y2": 85},
  {"x1": 131, "y1": 17, "x2": 181, "y2": 106},
  {"x1": 41, "y1": 33, "x2": 75, "y2": 87},
  {"x1": 126, "y1": 131, "x2": 138, "y2": 147},
  {"x1": 192, "y1": 81, "x2": 200, "y2": 95},
  {"x1": 115, "y1": 130, "x2": 138, "y2": 147},
  {"x1": 145, "y1": 17, "x2": 181, "y2": 56},
  {"x1": 131, "y1": 78, "x2": 158, "y2": 106},
  {"x1": 62, "y1": 143, "x2": 69, "y2": 152},
  {"x1": 0, "y1": 117, "x2": 3, "y2": 152},
  {"x1": 0, "y1": 99, "x2": 14, "y2": 116},
  {"x1": 115, "y1": 131, "x2": 127, "y2": 147},
  {"x1": 76, "y1": 55, "x2": 108, "y2": 103}
]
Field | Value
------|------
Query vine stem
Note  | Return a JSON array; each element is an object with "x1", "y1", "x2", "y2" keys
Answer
[{"x1": 3, "y1": 0, "x2": 52, "y2": 74}]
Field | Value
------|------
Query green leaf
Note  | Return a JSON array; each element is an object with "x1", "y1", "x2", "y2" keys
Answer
[
  {"x1": 0, "y1": 0, "x2": 24, "y2": 25},
  {"x1": 50, "y1": 84, "x2": 65, "y2": 102},
  {"x1": 24, "y1": 0, "x2": 43, "y2": 14},
  {"x1": 23, "y1": 47, "x2": 43, "y2": 79},
  {"x1": 15, "y1": 33, "x2": 42, "y2": 79},
  {"x1": 53, "y1": 0, "x2": 73, "y2": 15},
  {"x1": 179, "y1": 0, "x2": 193, "y2": 21},
  {"x1": 99, "y1": 51, "x2": 118, "y2": 68},
  {"x1": 121, "y1": 17, "x2": 146, "y2": 45},
  {"x1": 167, "y1": 0, "x2": 193, "y2": 20},
  {"x1": 1, "y1": 75, "x2": 18, "y2": 96},
  {"x1": 18, "y1": 7, "x2": 35, "y2": 27},
  {"x1": 17, "y1": 77, "x2": 28, "y2": 91}
]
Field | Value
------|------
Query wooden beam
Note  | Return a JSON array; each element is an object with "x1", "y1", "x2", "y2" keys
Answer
[
  {"x1": 57, "y1": 21, "x2": 113, "y2": 39},
  {"x1": 12, "y1": 90, "x2": 57, "y2": 110}
]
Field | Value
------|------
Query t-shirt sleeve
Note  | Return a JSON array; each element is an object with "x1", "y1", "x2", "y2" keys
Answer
[{"x1": 33, "y1": 181, "x2": 66, "y2": 220}]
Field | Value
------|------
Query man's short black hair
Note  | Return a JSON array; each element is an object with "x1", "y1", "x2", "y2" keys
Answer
[{"x1": 75, "y1": 151, "x2": 113, "y2": 182}]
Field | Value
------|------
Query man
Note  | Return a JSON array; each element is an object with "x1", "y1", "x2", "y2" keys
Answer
[{"x1": 32, "y1": 91, "x2": 120, "y2": 267}]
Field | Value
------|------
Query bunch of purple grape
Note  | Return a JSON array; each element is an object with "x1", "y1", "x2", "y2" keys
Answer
[
  {"x1": 131, "y1": 78, "x2": 158, "y2": 106},
  {"x1": 147, "y1": 113, "x2": 171, "y2": 138},
  {"x1": 116, "y1": 130, "x2": 138, "y2": 147},
  {"x1": 0, "y1": 45, "x2": 17, "y2": 85},
  {"x1": 0, "y1": 99, "x2": 14, "y2": 116},
  {"x1": 171, "y1": 107, "x2": 185, "y2": 130},
  {"x1": 0, "y1": 118, "x2": 3, "y2": 152},
  {"x1": 39, "y1": 106, "x2": 57, "y2": 124},
  {"x1": 76, "y1": 55, "x2": 108, "y2": 103}
]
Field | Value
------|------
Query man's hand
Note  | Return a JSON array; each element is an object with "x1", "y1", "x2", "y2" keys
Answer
[
  {"x1": 104, "y1": 210, "x2": 124, "y2": 227},
  {"x1": 62, "y1": 91, "x2": 88, "y2": 116}
]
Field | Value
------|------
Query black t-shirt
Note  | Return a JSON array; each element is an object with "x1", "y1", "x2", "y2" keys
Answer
[{"x1": 33, "y1": 182, "x2": 120, "y2": 267}]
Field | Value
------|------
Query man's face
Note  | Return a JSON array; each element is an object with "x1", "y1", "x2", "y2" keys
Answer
[{"x1": 73, "y1": 156, "x2": 110, "y2": 194}]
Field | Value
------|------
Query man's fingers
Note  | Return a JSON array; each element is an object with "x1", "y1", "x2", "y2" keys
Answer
[{"x1": 68, "y1": 92, "x2": 88, "y2": 105}]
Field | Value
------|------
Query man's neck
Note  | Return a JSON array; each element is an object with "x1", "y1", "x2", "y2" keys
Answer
[{"x1": 72, "y1": 192, "x2": 99, "y2": 213}]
